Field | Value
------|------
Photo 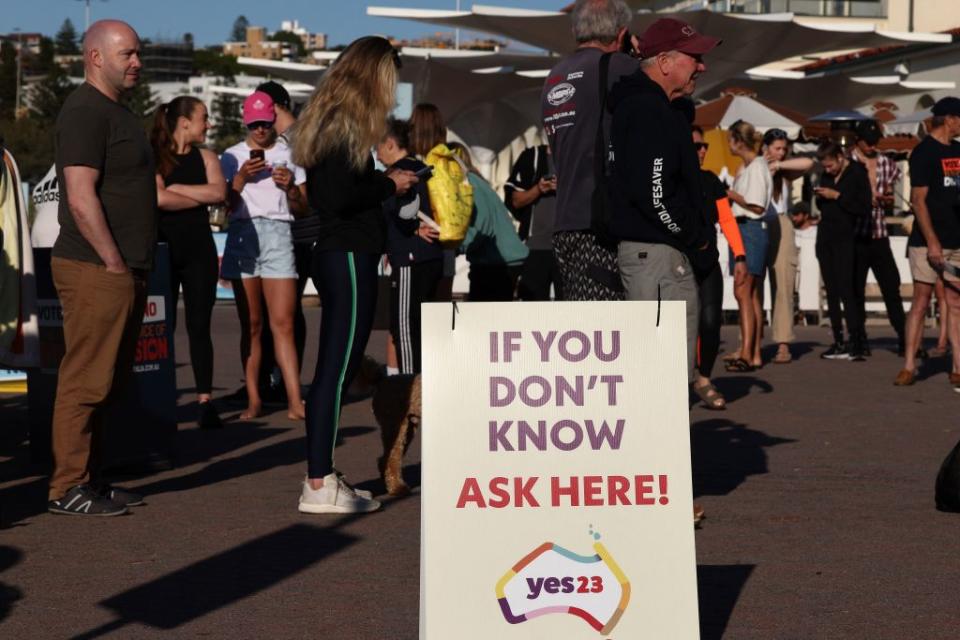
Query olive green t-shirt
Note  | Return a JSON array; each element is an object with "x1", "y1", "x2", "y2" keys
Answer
[{"x1": 53, "y1": 82, "x2": 158, "y2": 269}]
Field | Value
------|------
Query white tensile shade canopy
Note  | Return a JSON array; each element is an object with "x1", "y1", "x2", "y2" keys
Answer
[
  {"x1": 366, "y1": 5, "x2": 952, "y2": 95},
  {"x1": 700, "y1": 94, "x2": 805, "y2": 136},
  {"x1": 236, "y1": 52, "x2": 545, "y2": 154}
]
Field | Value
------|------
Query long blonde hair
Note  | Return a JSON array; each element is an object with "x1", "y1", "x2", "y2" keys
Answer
[{"x1": 292, "y1": 36, "x2": 399, "y2": 171}]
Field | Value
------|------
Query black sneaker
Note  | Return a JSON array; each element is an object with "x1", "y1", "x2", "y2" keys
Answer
[
  {"x1": 849, "y1": 342, "x2": 867, "y2": 362},
  {"x1": 198, "y1": 401, "x2": 223, "y2": 430},
  {"x1": 95, "y1": 483, "x2": 145, "y2": 507},
  {"x1": 821, "y1": 343, "x2": 851, "y2": 360},
  {"x1": 48, "y1": 484, "x2": 128, "y2": 516}
]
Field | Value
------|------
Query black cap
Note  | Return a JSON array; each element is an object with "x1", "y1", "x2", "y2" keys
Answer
[
  {"x1": 932, "y1": 96, "x2": 960, "y2": 117},
  {"x1": 256, "y1": 80, "x2": 291, "y2": 110},
  {"x1": 855, "y1": 120, "x2": 882, "y2": 145}
]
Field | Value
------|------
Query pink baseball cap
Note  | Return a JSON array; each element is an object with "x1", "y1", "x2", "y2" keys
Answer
[{"x1": 242, "y1": 91, "x2": 276, "y2": 125}]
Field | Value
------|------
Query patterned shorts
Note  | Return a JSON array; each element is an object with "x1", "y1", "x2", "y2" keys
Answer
[{"x1": 552, "y1": 230, "x2": 625, "y2": 301}]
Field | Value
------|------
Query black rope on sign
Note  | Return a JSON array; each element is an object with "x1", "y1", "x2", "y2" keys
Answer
[
  {"x1": 451, "y1": 300, "x2": 460, "y2": 330},
  {"x1": 656, "y1": 284, "x2": 661, "y2": 327}
]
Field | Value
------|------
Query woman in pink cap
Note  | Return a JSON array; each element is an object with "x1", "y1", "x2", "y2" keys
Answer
[{"x1": 220, "y1": 90, "x2": 308, "y2": 420}]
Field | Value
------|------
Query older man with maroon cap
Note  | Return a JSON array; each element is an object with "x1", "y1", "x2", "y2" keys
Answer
[{"x1": 607, "y1": 17, "x2": 721, "y2": 386}]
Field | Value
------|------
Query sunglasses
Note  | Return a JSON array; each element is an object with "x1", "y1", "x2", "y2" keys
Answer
[
  {"x1": 391, "y1": 48, "x2": 402, "y2": 70},
  {"x1": 247, "y1": 121, "x2": 274, "y2": 131},
  {"x1": 763, "y1": 128, "x2": 789, "y2": 142},
  {"x1": 694, "y1": 142, "x2": 709, "y2": 151}
]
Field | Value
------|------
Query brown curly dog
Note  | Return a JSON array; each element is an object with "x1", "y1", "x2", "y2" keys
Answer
[{"x1": 371, "y1": 373, "x2": 421, "y2": 497}]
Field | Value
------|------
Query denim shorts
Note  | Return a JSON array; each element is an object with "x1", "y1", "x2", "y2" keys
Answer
[
  {"x1": 220, "y1": 217, "x2": 297, "y2": 280},
  {"x1": 730, "y1": 218, "x2": 769, "y2": 277}
]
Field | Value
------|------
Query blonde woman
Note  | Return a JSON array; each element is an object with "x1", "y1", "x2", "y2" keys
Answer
[
  {"x1": 726, "y1": 120, "x2": 773, "y2": 372},
  {"x1": 292, "y1": 36, "x2": 418, "y2": 514}
]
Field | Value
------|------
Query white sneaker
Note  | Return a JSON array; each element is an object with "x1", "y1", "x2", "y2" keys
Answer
[
  {"x1": 298, "y1": 473, "x2": 381, "y2": 514},
  {"x1": 302, "y1": 473, "x2": 373, "y2": 500}
]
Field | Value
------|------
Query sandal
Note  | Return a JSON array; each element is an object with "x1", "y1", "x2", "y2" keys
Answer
[
  {"x1": 693, "y1": 382, "x2": 726, "y2": 410},
  {"x1": 724, "y1": 357, "x2": 756, "y2": 373},
  {"x1": 893, "y1": 369, "x2": 915, "y2": 386},
  {"x1": 773, "y1": 346, "x2": 792, "y2": 364}
]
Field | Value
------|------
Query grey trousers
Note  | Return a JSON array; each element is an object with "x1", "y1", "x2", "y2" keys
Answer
[{"x1": 618, "y1": 242, "x2": 699, "y2": 383}]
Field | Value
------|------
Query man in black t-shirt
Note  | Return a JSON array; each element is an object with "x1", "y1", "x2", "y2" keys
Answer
[
  {"x1": 48, "y1": 21, "x2": 156, "y2": 517},
  {"x1": 504, "y1": 144, "x2": 563, "y2": 300},
  {"x1": 895, "y1": 97, "x2": 960, "y2": 389}
]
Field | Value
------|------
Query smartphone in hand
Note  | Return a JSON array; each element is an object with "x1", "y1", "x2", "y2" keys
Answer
[{"x1": 250, "y1": 149, "x2": 265, "y2": 161}]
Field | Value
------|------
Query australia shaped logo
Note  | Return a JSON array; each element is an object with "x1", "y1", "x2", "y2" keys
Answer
[{"x1": 495, "y1": 532, "x2": 630, "y2": 635}]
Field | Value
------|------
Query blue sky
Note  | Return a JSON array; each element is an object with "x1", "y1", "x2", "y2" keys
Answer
[{"x1": 4, "y1": 0, "x2": 564, "y2": 48}]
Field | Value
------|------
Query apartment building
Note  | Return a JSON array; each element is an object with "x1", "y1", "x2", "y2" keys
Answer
[
  {"x1": 279, "y1": 20, "x2": 328, "y2": 52},
  {"x1": 649, "y1": 0, "x2": 955, "y2": 33},
  {"x1": 223, "y1": 27, "x2": 287, "y2": 61}
]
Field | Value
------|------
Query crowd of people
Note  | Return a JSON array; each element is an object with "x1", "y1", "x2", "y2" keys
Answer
[
  {"x1": 42, "y1": 1, "x2": 960, "y2": 519},
  {"x1": 44, "y1": 21, "x2": 530, "y2": 517}
]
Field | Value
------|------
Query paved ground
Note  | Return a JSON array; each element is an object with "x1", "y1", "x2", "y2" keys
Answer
[{"x1": 2, "y1": 305, "x2": 959, "y2": 639}]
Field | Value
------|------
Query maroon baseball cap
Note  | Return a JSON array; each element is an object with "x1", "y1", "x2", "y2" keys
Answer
[{"x1": 638, "y1": 18, "x2": 721, "y2": 59}]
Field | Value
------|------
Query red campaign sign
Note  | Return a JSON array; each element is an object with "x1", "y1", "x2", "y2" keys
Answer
[{"x1": 941, "y1": 157, "x2": 960, "y2": 175}]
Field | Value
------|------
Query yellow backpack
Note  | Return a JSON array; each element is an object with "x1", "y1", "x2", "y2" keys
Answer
[{"x1": 424, "y1": 143, "x2": 474, "y2": 247}]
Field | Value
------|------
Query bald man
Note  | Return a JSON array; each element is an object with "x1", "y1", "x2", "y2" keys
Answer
[{"x1": 48, "y1": 20, "x2": 157, "y2": 516}]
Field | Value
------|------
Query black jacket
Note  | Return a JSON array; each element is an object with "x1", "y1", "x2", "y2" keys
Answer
[
  {"x1": 606, "y1": 70, "x2": 716, "y2": 270},
  {"x1": 306, "y1": 147, "x2": 396, "y2": 253},
  {"x1": 815, "y1": 159, "x2": 871, "y2": 243},
  {"x1": 383, "y1": 156, "x2": 443, "y2": 266}
]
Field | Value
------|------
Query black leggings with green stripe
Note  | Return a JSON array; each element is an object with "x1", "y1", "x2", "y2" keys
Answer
[{"x1": 306, "y1": 250, "x2": 380, "y2": 478}]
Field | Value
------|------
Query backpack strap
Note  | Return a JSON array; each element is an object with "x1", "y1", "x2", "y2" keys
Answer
[{"x1": 593, "y1": 52, "x2": 614, "y2": 186}]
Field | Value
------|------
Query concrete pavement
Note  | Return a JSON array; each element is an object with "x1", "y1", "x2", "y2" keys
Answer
[{"x1": 1, "y1": 305, "x2": 959, "y2": 639}]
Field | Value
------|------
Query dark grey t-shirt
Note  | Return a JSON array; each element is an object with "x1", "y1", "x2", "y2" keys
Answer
[
  {"x1": 541, "y1": 48, "x2": 638, "y2": 233},
  {"x1": 53, "y1": 82, "x2": 158, "y2": 269}
]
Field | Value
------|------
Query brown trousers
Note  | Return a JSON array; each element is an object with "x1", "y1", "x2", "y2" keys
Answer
[{"x1": 49, "y1": 257, "x2": 147, "y2": 500}]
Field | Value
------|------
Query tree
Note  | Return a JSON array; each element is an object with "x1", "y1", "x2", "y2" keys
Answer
[
  {"x1": 121, "y1": 81, "x2": 158, "y2": 120},
  {"x1": 193, "y1": 49, "x2": 240, "y2": 78},
  {"x1": 184, "y1": 33, "x2": 194, "y2": 48},
  {"x1": 28, "y1": 67, "x2": 75, "y2": 121},
  {"x1": 211, "y1": 90, "x2": 244, "y2": 152},
  {"x1": 55, "y1": 19, "x2": 80, "y2": 55},
  {"x1": 230, "y1": 16, "x2": 250, "y2": 42},
  {"x1": 37, "y1": 37, "x2": 56, "y2": 74},
  {"x1": 0, "y1": 41, "x2": 17, "y2": 119},
  {"x1": 269, "y1": 31, "x2": 305, "y2": 58},
  {"x1": 0, "y1": 117, "x2": 56, "y2": 184}
]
